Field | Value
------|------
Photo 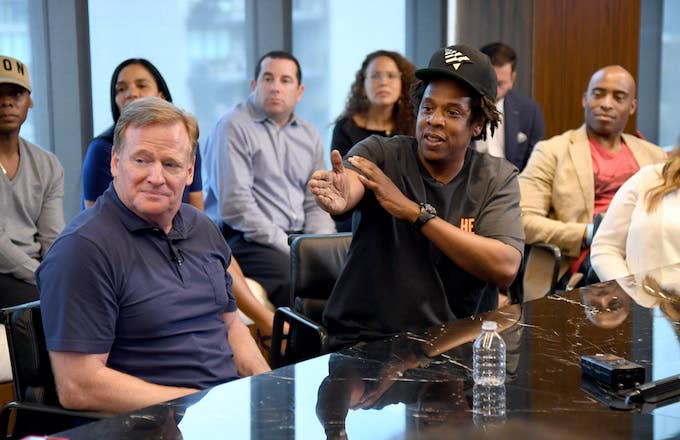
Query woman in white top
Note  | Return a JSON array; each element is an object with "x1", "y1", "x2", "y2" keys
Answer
[{"x1": 591, "y1": 150, "x2": 679, "y2": 281}]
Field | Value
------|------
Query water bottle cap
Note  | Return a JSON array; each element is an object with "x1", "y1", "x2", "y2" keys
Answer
[{"x1": 481, "y1": 321, "x2": 497, "y2": 331}]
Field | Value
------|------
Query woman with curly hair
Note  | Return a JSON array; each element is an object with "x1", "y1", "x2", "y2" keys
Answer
[
  {"x1": 591, "y1": 147, "x2": 678, "y2": 281},
  {"x1": 331, "y1": 50, "x2": 416, "y2": 158}
]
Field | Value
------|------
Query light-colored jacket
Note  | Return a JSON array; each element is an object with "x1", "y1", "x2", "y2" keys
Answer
[{"x1": 518, "y1": 125, "x2": 666, "y2": 259}]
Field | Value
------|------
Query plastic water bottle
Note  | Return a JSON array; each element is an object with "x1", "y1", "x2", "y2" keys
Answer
[
  {"x1": 473, "y1": 384, "x2": 506, "y2": 429},
  {"x1": 473, "y1": 321, "x2": 506, "y2": 385}
]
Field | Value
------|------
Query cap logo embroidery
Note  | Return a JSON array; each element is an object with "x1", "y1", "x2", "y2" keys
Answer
[{"x1": 444, "y1": 48, "x2": 471, "y2": 71}]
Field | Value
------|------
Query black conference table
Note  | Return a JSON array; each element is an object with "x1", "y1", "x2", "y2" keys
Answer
[{"x1": 55, "y1": 264, "x2": 680, "y2": 439}]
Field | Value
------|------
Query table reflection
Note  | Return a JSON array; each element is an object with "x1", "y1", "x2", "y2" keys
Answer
[{"x1": 580, "y1": 280, "x2": 633, "y2": 329}]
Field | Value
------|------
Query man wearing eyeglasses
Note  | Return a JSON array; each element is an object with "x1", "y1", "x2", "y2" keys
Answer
[{"x1": 202, "y1": 50, "x2": 335, "y2": 310}]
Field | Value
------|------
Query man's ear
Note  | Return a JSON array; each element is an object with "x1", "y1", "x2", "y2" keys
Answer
[
  {"x1": 296, "y1": 83, "x2": 305, "y2": 104},
  {"x1": 629, "y1": 97, "x2": 637, "y2": 115},
  {"x1": 185, "y1": 155, "x2": 195, "y2": 187},
  {"x1": 472, "y1": 119, "x2": 484, "y2": 137},
  {"x1": 250, "y1": 79, "x2": 256, "y2": 92},
  {"x1": 110, "y1": 148, "x2": 119, "y2": 178}
]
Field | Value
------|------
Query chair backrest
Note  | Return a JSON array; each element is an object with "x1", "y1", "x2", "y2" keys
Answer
[
  {"x1": 1, "y1": 301, "x2": 58, "y2": 406},
  {"x1": 270, "y1": 233, "x2": 352, "y2": 369},
  {"x1": 289, "y1": 233, "x2": 352, "y2": 321},
  {"x1": 523, "y1": 243, "x2": 563, "y2": 302}
]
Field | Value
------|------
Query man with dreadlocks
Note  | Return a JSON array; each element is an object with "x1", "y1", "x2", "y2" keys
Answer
[{"x1": 309, "y1": 45, "x2": 525, "y2": 349}]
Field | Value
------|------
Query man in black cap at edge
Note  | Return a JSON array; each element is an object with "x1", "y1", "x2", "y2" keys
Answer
[{"x1": 309, "y1": 45, "x2": 525, "y2": 350}]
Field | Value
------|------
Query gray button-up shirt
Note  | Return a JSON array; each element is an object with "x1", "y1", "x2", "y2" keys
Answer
[{"x1": 202, "y1": 94, "x2": 335, "y2": 253}]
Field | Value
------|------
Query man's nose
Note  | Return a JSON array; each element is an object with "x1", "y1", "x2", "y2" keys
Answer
[
  {"x1": 600, "y1": 94, "x2": 614, "y2": 109},
  {"x1": 146, "y1": 162, "x2": 166, "y2": 184},
  {"x1": 428, "y1": 109, "x2": 445, "y2": 126},
  {"x1": 270, "y1": 79, "x2": 283, "y2": 92}
]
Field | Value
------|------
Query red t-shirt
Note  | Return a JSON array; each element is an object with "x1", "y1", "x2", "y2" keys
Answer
[
  {"x1": 570, "y1": 137, "x2": 640, "y2": 273},
  {"x1": 590, "y1": 138, "x2": 640, "y2": 214}
]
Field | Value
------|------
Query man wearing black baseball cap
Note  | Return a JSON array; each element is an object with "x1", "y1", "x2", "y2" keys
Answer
[{"x1": 310, "y1": 45, "x2": 524, "y2": 349}]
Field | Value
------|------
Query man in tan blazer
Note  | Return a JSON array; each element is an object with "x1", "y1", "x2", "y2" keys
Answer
[{"x1": 518, "y1": 65, "x2": 666, "y2": 281}]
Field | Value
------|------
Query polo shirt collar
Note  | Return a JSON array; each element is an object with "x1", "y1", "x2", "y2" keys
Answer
[
  {"x1": 103, "y1": 185, "x2": 188, "y2": 239},
  {"x1": 246, "y1": 93, "x2": 299, "y2": 126}
]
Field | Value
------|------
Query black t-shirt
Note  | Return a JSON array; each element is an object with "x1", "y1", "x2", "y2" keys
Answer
[{"x1": 323, "y1": 135, "x2": 524, "y2": 349}]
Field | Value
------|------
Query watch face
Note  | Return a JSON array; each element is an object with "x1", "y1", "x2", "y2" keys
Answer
[
  {"x1": 422, "y1": 203, "x2": 436, "y2": 216},
  {"x1": 415, "y1": 203, "x2": 437, "y2": 229}
]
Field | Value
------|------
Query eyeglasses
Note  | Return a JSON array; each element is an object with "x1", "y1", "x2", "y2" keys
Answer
[{"x1": 368, "y1": 72, "x2": 401, "y2": 82}]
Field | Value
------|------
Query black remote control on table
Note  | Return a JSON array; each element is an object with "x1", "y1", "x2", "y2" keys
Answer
[{"x1": 580, "y1": 353, "x2": 645, "y2": 389}]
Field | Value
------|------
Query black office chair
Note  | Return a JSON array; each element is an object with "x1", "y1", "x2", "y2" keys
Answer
[
  {"x1": 270, "y1": 233, "x2": 352, "y2": 368},
  {"x1": 522, "y1": 242, "x2": 563, "y2": 302},
  {"x1": 0, "y1": 301, "x2": 105, "y2": 438}
]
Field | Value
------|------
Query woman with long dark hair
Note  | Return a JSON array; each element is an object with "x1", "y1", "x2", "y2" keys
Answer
[{"x1": 82, "y1": 58, "x2": 203, "y2": 209}]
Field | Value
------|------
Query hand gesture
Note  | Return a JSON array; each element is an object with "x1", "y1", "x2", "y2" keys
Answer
[
  {"x1": 348, "y1": 155, "x2": 418, "y2": 222},
  {"x1": 309, "y1": 150, "x2": 350, "y2": 215}
]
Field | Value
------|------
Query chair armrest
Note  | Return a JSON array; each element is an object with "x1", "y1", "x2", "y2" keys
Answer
[
  {"x1": 531, "y1": 242, "x2": 562, "y2": 294},
  {"x1": 0, "y1": 400, "x2": 106, "y2": 438},
  {"x1": 270, "y1": 307, "x2": 329, "y2": 369}
]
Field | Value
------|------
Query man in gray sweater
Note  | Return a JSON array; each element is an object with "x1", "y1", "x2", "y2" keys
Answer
[{"x1": 0, "y1": 54, "x2": 64, "y2": 307}]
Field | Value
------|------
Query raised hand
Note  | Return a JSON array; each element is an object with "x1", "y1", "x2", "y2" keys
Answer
[
  {"x1": 309, "y1": 150, "x2": 351, "y2": 215},
  {"x1": 347, "y1": 156, "x2": 418, "y2": 222}
]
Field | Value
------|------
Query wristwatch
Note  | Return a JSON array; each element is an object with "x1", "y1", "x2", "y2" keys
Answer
[{"x1": 414, "y1": 203, "x2": 437, "y2": 229}]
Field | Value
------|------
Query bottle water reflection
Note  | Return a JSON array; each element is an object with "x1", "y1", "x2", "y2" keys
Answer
[{"x1": 473, "y1": 384, "x2": 506, "y2": 430}]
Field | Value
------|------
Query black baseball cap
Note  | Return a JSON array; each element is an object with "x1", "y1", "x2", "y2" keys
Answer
[{"x1": 415, "y1": 44, "x2": 497, "y2": 102}]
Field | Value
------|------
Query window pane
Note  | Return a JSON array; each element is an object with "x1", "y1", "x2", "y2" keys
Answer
[
  {"x1": 88, "y1": 0, "x2": 247, "y2": 148},
  {"x1": 0, "y1": 0, "x2": 50, "y2": 150},
  {"x1": 292, "y1": 0, "x2": 406, "y2": 158},
  {"x1": 659, "y1": 0, "x2": 680, "y2": 149}
]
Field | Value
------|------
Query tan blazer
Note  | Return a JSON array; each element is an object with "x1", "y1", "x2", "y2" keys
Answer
[{"x1": 518, "y1": 125, "x2": 666, "y2": 259}]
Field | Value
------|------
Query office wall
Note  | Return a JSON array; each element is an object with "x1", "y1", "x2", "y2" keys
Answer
[
  {"x1": 454, "y1": 0, "x2": 535, "y2": 99},
  {"x1": 455, "y1": 0, "x2": 641, "y2": 138},
  {"x1": 534, "y1": 0, "x2": 641, "y2": 138}
]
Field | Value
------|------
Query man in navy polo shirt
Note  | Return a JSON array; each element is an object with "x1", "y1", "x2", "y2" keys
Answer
[{"x1": 37, "y1": 97, "x2": 270, "y2": 414}]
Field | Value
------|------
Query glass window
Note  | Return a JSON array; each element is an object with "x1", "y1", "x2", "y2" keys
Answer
[
  {"x1": 292, "y1": 0, "x2": 406, "y2": 160},
  {"x1": 0, "y1": 0, "x2": 50, "y2": 149},
  {"x1": 659, "y1": 0, "x2": 680, "y2": 149},
  {"x1": 88, "y1": 0, "x2": 247, "y2": 148},
  {"x1": 447, "y1": 0, "x2": 458, "y2": 44}
]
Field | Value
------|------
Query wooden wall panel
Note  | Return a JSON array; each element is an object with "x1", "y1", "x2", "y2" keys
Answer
[
  {"x1": 455, "y1": 0, "x2": 535, "y2": 98},
  {"x1": 455, "y1": 0, "x2": 641, "y2": 138},
  {"x1": 534, "y1": 0, "x2": 641, "y2": 137}
]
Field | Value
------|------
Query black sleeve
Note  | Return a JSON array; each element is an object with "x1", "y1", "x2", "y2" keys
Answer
[{"x1": 331, "y1": 119, "x2": 353, "y2": 157}]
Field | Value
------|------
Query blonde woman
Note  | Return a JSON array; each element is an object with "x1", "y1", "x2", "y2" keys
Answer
[{"x1": 591, "y1": 149, "x2": 678, "y2": 281}]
